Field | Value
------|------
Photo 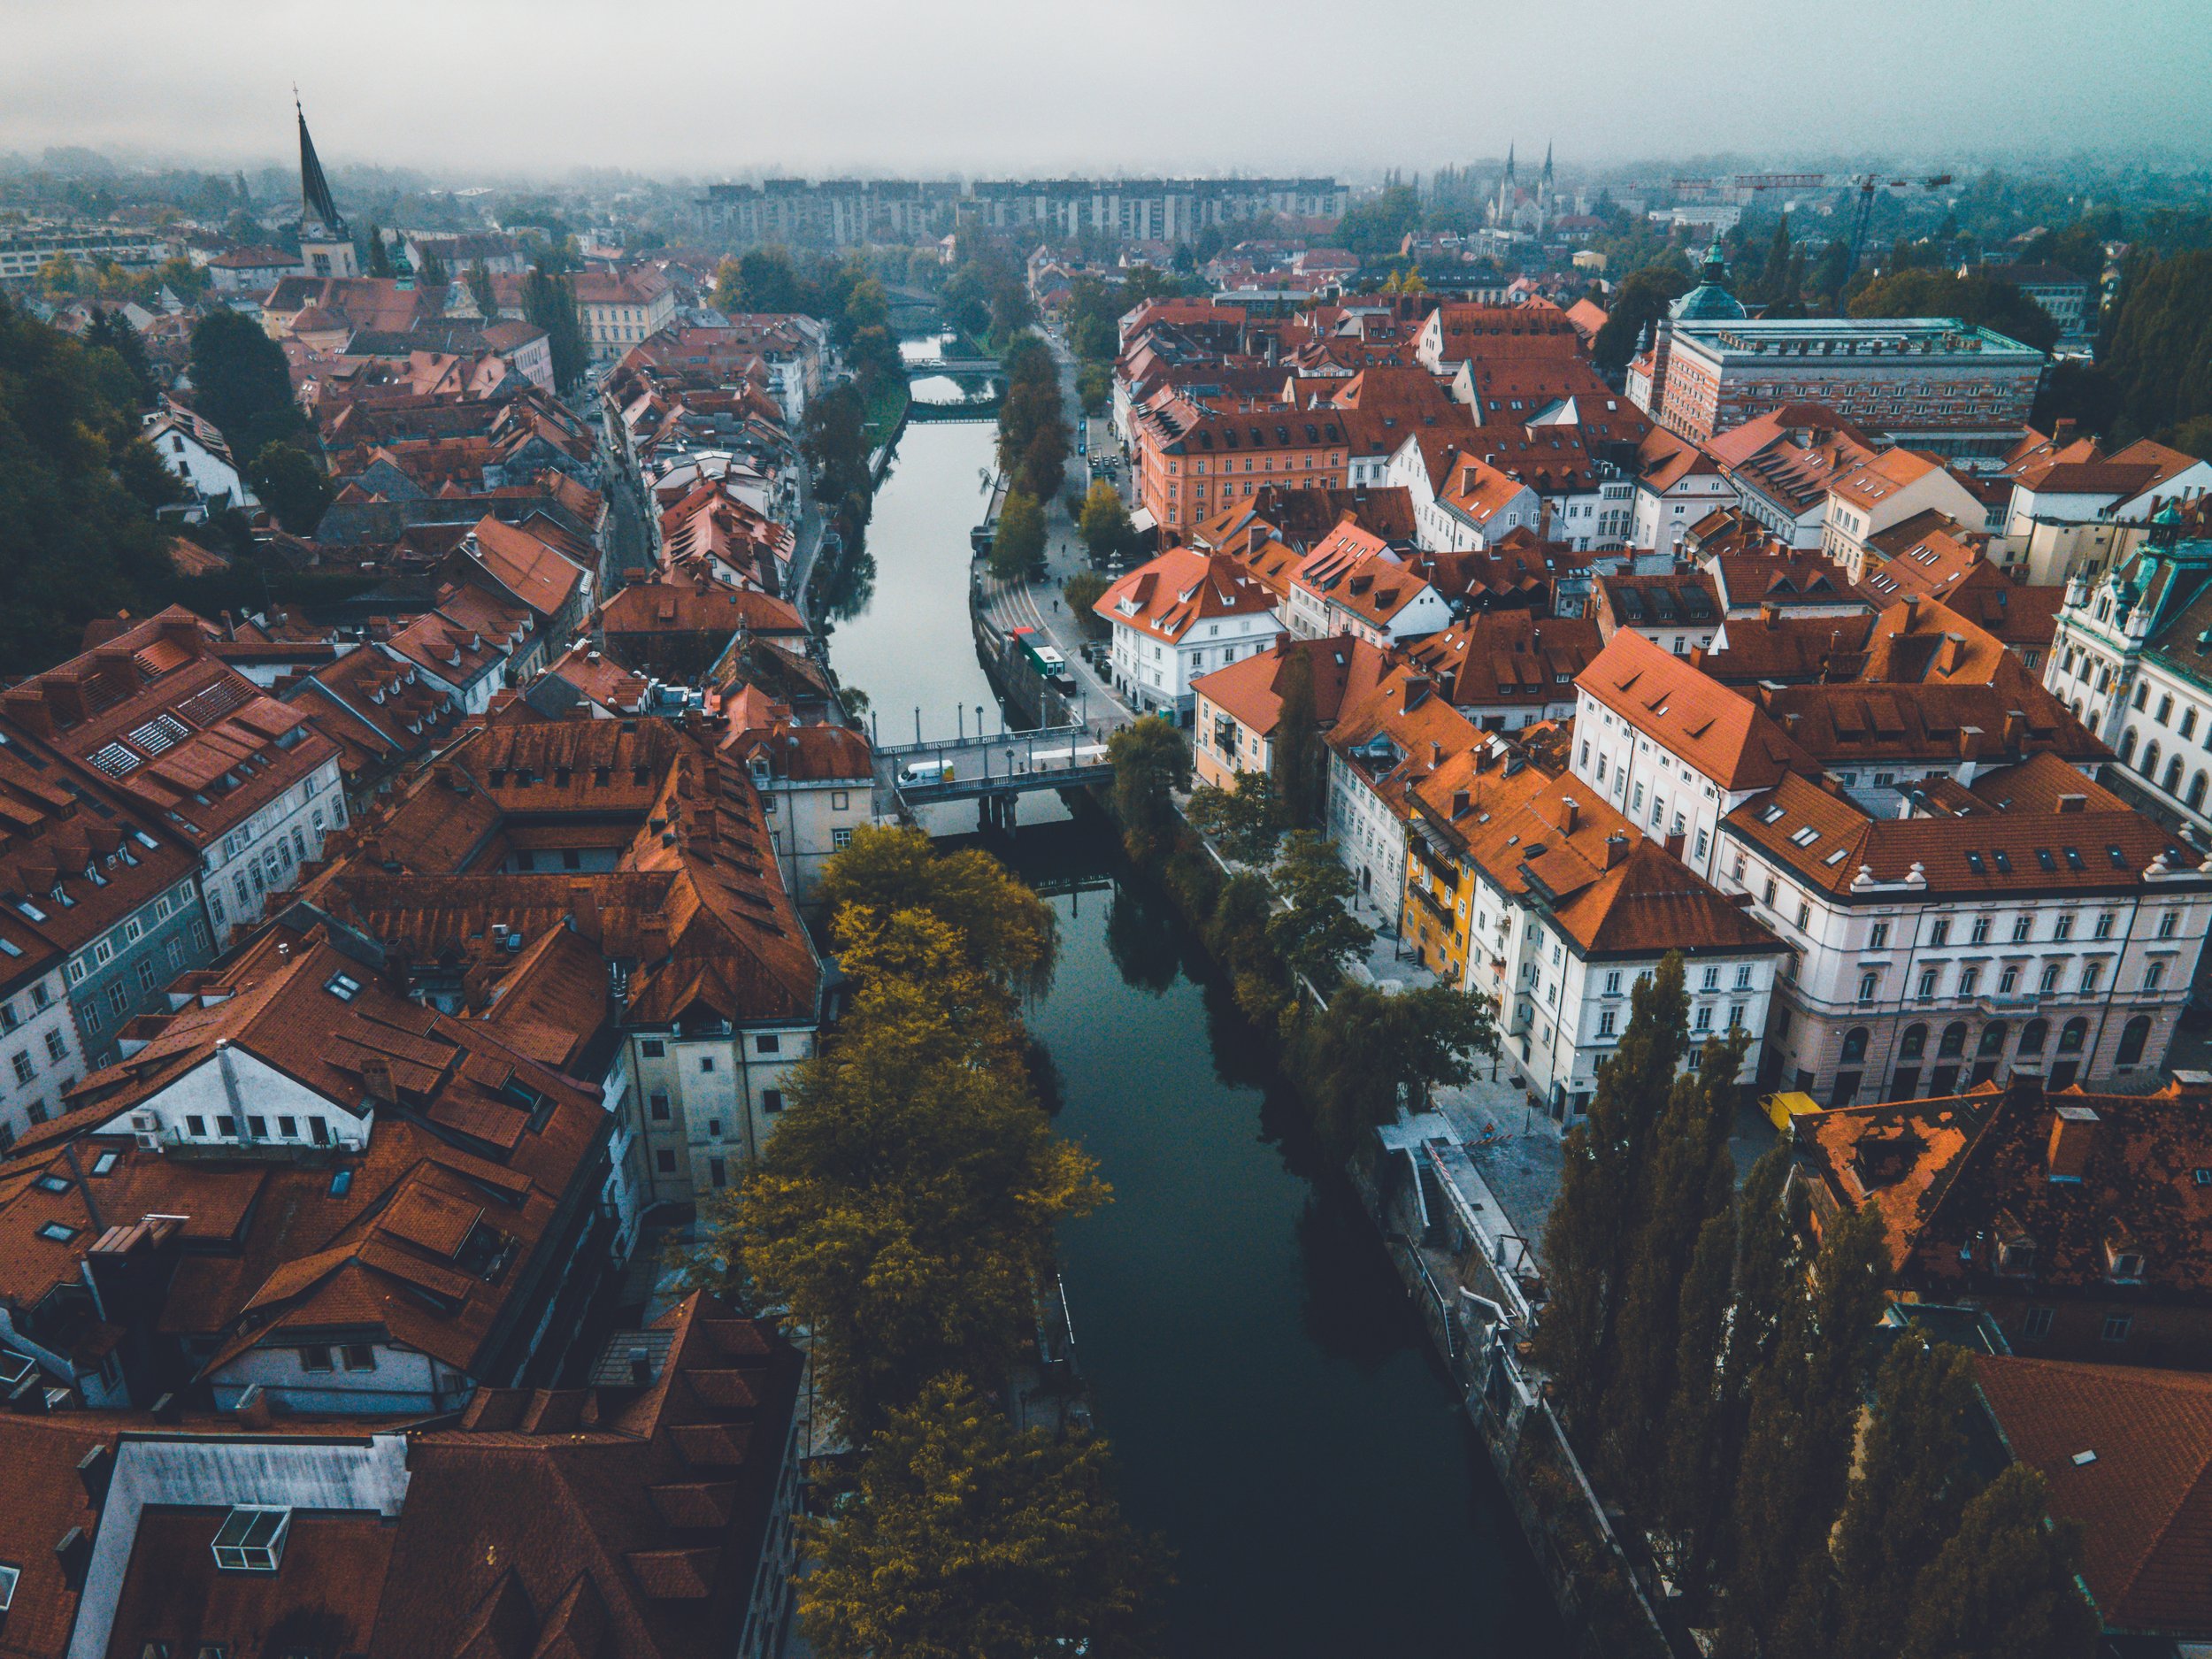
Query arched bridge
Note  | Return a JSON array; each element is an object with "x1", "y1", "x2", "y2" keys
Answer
[{"x1": 906, "y1": 357, "x2": 1002, "y2": 378}]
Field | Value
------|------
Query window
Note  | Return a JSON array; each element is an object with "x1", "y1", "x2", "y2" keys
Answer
[
  {"x1": 2116, "y1": 1014, "x2": 2152, "y2": 1068},
  {"x1": 1735, "y1": 964, "x2": 1753, "y2": 990},
  {"x1": 2022, "y1": 1308, "x2": 2054, "y2": 1341},
  {"x1": 649, "y1": 1091, "x2": 670, "y2": 1121},
  {"x1": 1597, "y1": 1009, "x2": 1616, "y2": 1036},
  {"x1": 36, "y1": 1220, "x2": 74, "y2": 1242},
  {"x1": 1694, "y1": 1006, "x2": 1713, "y2": 1030},
  {"x1": 2011, "y1": 915, "x2": 2032, "y2": 943},
  {"x1": 655, "y1": 1149, "x2": 677, "y2": 1173},
  {"x1": 2102, "y1": 1313, "x2": 2133, "y2": 1344},
  {"x1": 709, "y1": 1156, "x2": 727, "y2": 1188},
  {"x1": 1796, "y1": 902, "x2": 1811, "y2": 929},
  {"x1": 1970, "y1": 915, "x2": 1992, "y2": 944},
  {"x1": 1939, "y1": 1022, "x2": 1968, "y2": 1059},
  {"x1": 1603, "y1": 971, "x2": 1622, "y2": 995},
  {"x1": 2081, "y1": 962, "x2": 2103, "y2": 994},
  {"x1": 187, "y1": 1115, "x2": 207, "y2": 1137},
  {"x1": 1789, "y1": 826, "x2": 1820, "y2": 847},
  {"x1": 2160, "y1": 910, "x2": 2179, "y2": 939},
  {"x1": 1900, "y1": 1024, "x2": 1928, "y2": 1062},
  {"x1": 762, "y1": 1088, "x2": 784, "y2": 1114},
  {"x1": 8, "y1": 1054, "x2": 30, "y2": 1087},
  {"x1": 211, "y1": 1505, "x2": 290, "y2": 1573},
  {"x1": 1999, "y1": 966, "x2": 2019, "y2": 995},
  {"x1": 2058, "y1": 1018, "x2": 2088, "y2": 1055},
  {"x1": 2054, "y1": 913, "x2": 2074, "y2": 941},
  {"x1": 2148, "y1": 961, "x2": 2169, "y2": 991},
  {"x1": 1701, "y1": 966, "x2": 1719, "y2": 992},
  {"x1": 324, "y1": 972, "x2": 361, "y2": 1002},
  {"x1": 699, "y1": 1056, "x2": 715, "y2": 1074},
  {"x1": 641, "y1": 1039, "x2": 664, "y2": 1058},
  {"x1": 1870, "y1": 922, "x2": 1891, "y2": 949},
  {"x1": 342, "y1": 1344, "x2": 376, "y2": 1371},
  {"x1": 1931, "y1": 918, "x2": 1951, "y2": 947},
  {"x1": 2093, "y1": 912, "x2": 2116, "y2": 940},
  {"x1": 1958, "y1": 966, "x2": 1980, "y2": 996},
  {"x1": 1857, "y1": 972, "x2": 1878, "y2": 1004},
  {"x1": 1841, "y1": 1026, "x2": 1870, "y2": 1064},
  {"x1": 754, "y1": 1033, "x2": 781, "y2": 1056},
  {"x1": 0, "y1": 1563, "x2": 16, "y2": 1612},
  {"x1": 300, "y1": 1346, "x2": 334, "y2": 1372}
]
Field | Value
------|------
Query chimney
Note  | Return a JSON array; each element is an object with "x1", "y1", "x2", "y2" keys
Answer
[
  {"x1": 1901, "y1": 592, "x2": 1919, "y2": 629},
  {"x1": 2056, "y1": 793, "x2": 2088, "y2": 814},
  {"x1": 1561, "y1": 797, "x2": 1579, "y2": 833},
  {"x1": 1450, "y1": 788, "x2": 1471, "y2": 818},
  {"x1": 2047, "y1": 1106, "x2": 2099, "y2": 1183},
  {"x1": 1604, "y1": 831, "x2": 1629, "y2": 869},
  {"x1": 1759, "y1": 601, "x2": 1780, "y2": 625},
  {"x1": 628, "y1": 1344, "x2": 653, "y2": 1385},
  {"x1": 2003, "y1": 709, "x2": 2026, "y2": 750},
  {"x1": 1, "y1": 687, "x2": 52, "y2": 739},
  {"x1": 54, "y1": 1526, "x2": 91, "y2": 1593},
  {"x1": 76, "y1": 1444, "x2": 111, "y2": 1505},
  {"x1": 1429, "y1": 741, "x2": 1442, "y2": 766},
  {"x1": 1664, "y1": 830, "x2": 1686, "y2": 860},
  {"x1": 567, "y1": 879, "x2": 602, "y2": 942},
  {"x1": 361, "y1": 1056, "x2": 397, "y2": 1105}
]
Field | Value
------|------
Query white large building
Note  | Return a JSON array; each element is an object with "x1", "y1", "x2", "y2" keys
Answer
[
  {"x1": 1093, "y1": 545, "x2": 1281, "y2": 724},
  {"x1": 1718, "y1": 756, "x2": 2211, "y2": 1104}
]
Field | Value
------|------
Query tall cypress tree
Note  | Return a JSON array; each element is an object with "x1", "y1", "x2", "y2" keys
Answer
[
  {"x1": 1900, "y1": 1466, "x2": 2098, "y2": 1659},
  {"x1": 1656, "y1": 1201, "x2": 1737, "y2": 1600},
  {"x1": 1599, "y1": 1027, "x2": 1746, "y2": 1503},
  {"x1": 1723, "y1": 1205, "x2": 1890, "y2": 1647},
  {"x1": 1759, "y1": 215, "x2": 1793, "y2": 303},
  {"x1": 1831, "y1": 1334, "x2": 1982, "y2": 1659},
  {"x1": 1270, "y1": 649, "x2": 1323, "y2": 829},
  {"x1": 1532, "y1": 952, "x2": 1689, "y2": 1426}
]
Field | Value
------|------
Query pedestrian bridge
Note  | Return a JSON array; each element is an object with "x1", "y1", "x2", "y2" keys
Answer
[
  {"x1": 875, "y1": 722, "x2": 1114, "y2": 812},
  {"x1": 906, "y1": 357, "x2": 1002, "y2": 377}
]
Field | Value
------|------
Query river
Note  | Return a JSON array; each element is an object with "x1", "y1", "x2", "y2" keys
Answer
[{"x1": 820, "y1": 344, "x2": 1559, "y2": 1655}]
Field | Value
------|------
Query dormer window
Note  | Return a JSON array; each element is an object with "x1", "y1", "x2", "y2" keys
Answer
[
  {"x1": 211, "y1": 1505, "x2": 291, "y2": 1572},
  {"x1": 2108, "y1": 1247, "x2": 2144, "y2": 1280},
  {"x1": 2000, "y1": 1240, "x2": 2037, "y2": 1273}
]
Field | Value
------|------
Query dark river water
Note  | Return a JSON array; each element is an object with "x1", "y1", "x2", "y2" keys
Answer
[{"x1": 821, "y1": 351, "x2": 1559, "y2": 1657}]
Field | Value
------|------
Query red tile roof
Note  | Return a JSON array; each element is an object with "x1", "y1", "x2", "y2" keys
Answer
[
  {"x1": 1095, "y1": 547, "x2": 1278, "y2": 644},
  {"x1": 1576, "y1": 629, "x2": 1810, "y2": 791}
]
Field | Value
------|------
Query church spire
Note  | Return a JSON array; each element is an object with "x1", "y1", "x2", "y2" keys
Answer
[
  {"x1": 296, "y1": 96, "x2": 348, "y2": 241},
  {"x1": 1542, "y1": 142, "x2": 1554, "y2": 184}
]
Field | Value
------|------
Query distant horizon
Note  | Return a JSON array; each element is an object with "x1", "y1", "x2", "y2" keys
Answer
[{"x1": 5, "y1": 0, "x2": 2209, "y2": 183}]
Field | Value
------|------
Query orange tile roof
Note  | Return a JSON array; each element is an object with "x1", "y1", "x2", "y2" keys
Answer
[
  {"x1": 1974, "y1": 1354, "x2": 2212, "y2": 1637},
  {"x1": 1576, "y1": 629, "x2": 1811, "y2": 790},
  {"x1": 1094, "y1": 547, "x2": 1279, "y2": 644},
  {"x1": 1193, "y1": 634, "x2": 1379, "y2": 739}
]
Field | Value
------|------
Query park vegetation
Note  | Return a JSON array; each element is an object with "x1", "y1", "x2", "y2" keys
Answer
[{"x1": 692, "y1": 824, "x2": 1162, "y2": 1651}]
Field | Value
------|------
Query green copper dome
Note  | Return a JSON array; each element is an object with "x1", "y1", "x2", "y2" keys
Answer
[{"x1": 1670, "y1": 238, "x2": 1747, "y2": 323}]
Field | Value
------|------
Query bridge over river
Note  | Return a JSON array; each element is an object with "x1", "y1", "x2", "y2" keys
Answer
[{"x1": 872, "y1": 720, "x2": 1116, "y2": 828}]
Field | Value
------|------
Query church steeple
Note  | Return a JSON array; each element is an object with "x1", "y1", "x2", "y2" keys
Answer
[{"x1": 293, "y1": 97, "x2": 358, "y2": 280}]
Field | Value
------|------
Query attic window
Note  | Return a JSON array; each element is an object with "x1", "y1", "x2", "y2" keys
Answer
[
  {"x1": 37, "y1": 1222, "x2": 77, "y2": 1242},
  {"x1": 325, "y1": 972, "x2": 362, "y2": 1002},
  {"x1": 2036, "y1": 849, "x2": 2057, "y2": 872},
  {"x1": 1789, "y1": 826, "x2": 1820, "y2": 847},
  {"x1": 211, "y1": 1505, "x2": 291, "y2": 1572},
  {"x1": 1966, "y1": 851, "x2": 1986, "y2": 873},
  {"x1": 1759, "y1": 804, "x2": 1786, "y2": 825},
  {"x1": 2062, "y1": 847, "x2": 2085, "y2": 872},
  {"x1": 13, "y1": 901, "x2": 45, "y2": 923},
  {"x1": 2107, "y1": 845, "x2": 2129, "y2": 868},
  {"x1": 92, "y1": 1151, "x2": 119, "y2": 1176},
  {"x1": 0, "y1": 1563, "x2": 14, "y2": 1611},
  {"x1": 35, "y1": 1175, "x2": 69, "y2": 1194},
  {"x1": 1824, "y1": 847, "x2": 1849, "y2": 866},
  {"x1": 88, "y1": 742, "x2": 141, "y2": 778},
  {"x1": 2196, "y1": 1169, "x2": 2212, "y2": 1186},
  {"x1": 1991, "y1": 850, "x2": 2013, "y2": 873}
]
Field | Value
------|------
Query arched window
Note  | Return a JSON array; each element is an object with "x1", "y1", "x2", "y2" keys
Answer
[
  {"x1": 2167, "y1": 757, "x2": 2185, "y2": 795},
  {"x1": 1978, "y1": 1021, "x2": 2010, "y2": 1058},
  {"x1": 2190, "y1": 772, "x2": 2208, "y2": 810},
  {"x1": 2058, "y1": 1017, "x2": 2088, "y2": 1055},
  {"x1": 2117, "y1": 1014, "x2": 2153, "y2": 1068},
  {"x1": 1939, "y1": 1022, "x2": 1969, "y2": 1058},
  {"x1": 1900, "y1": 1023, "x2": 1928, "y2": 1062},
  {"x1": 2144, "y1": 741, "x2": 2162, "y2": 779},
  {"x1": 2120, "y1": 727, "x2": 2139, "y2": 764},
  {"x1": 2135, "y1": 681, "x2": 2150, "y2": 710},
  {"x1": 2019, "y1": 1018, "x2": 2049, "y2": 1057},
  {"x1": 1841, "y1": 1026, "x2": 1870, "y2": 1065}
]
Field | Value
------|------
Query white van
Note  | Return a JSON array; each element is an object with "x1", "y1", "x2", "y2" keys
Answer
[{"x1": 897, "y1": 760, "x2": 956, "y2": 786}]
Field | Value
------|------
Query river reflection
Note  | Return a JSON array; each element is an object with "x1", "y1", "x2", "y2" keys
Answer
[{"x1": 1002, "y1": 821, "x2": 1561, "y2": 1659}]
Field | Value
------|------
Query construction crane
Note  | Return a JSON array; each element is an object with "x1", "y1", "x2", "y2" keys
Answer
[{"x1": 1845, "y1": 173, "x2": 1955, "y2": 271}]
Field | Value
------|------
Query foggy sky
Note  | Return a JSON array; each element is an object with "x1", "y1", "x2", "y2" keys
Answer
[{"x1": 4, "y1": 0, "x2": 2207, "y2": 181}]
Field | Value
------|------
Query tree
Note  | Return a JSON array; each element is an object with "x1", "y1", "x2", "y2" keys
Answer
[
  {"x1": 412, "y1": 243, "x2": 448, "y2": 288},
  {"x1": 1270, "y1": 649, "x2": 1325, "y2": 828},
  {"x1": 520, "y1": 264, "x2": 588, "y2": 393},
  {"x1": 1333, "y1": 185, "x2": 1421, "y2": 259},
  {"x1": 83, "y1": 307, "x2": 155, "y2": 407},
  {"x1": 1296, "y1": 982, "x2": 1498, "y2": 1148},
  {"x1": 1757, "y1": 216, "x2": 1794, "y2": 304},
  {"x1": 1831, "y1": 1336, "x2": 1984, "y2": 1659},
  {"x1": 723, "y1": 246, "x2": 806, "y2": 314},
  {"x1": 188, "y1": 307, "x2": 306, "y2": 461},
  {"x1": 465, "y1": 260, "x2": 499, "y2": 321},
  {"x1": 2098, "y1": 250, "x2": 2212, "y2": 442},
  {"x1": 989, "y1": 488, "x2": 1047, "y2": 583},
  {"x1": 1898, "y1": 1466, "x2": 2097, "y2": 1659},
  {"x1": 1063, "y1": 569, "x2": 1110, "y2": 636},
  {"x1": 1108, "y1": 715, "x2": 1188, "y2": 863},
  {"x1": 1723, "y1": 1205, "x2": 1890, "y2": 1647},
  {"x1": 364, "y1": 223, "x2": 394, "y2": 278},
  {"x1": 815, "y1": 823, "x2": 1056, "y2": 1001},
  {"x1": 248, "y1": 440, "x2": 333, "y2": 534},
  {"x1": 1264, "y1": 831, "x2": 1370, "y2": 988},
  {"x1": 1079, "y1": 479, "x2": 1132, "y2": 563},
  {"x1": 1593, "y1": 265, "x2": 1694, "y2": 373},
  {"x1": 847, "y1": 322, "x2": 903, "y2": 396},
  {"x1": 1186, "y1": 775, "x2": 1282, "y2": 864},
  {"x1": 1532, "y1": 955, "x2": 1690, "y2": 1423},
  {"x1": 801, "y1": 1375, "x2": 1164, "y2": 1659},
  {"x1": 0, "y1": 298, "x2": 177, "y2": 669},
  {"x1": 1848, "y1": 269, "x2": 2060, "y2": 353},
  {"x1": 716, "y1": 907, "x2": 1102, "y2": 1434},
  {"x1": 1598, "y1": 1028, "x2": 1747, "y2": 1505},
  {"x1": 1077, "y1": 359, "x2": 1113, "y2": 415}
]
